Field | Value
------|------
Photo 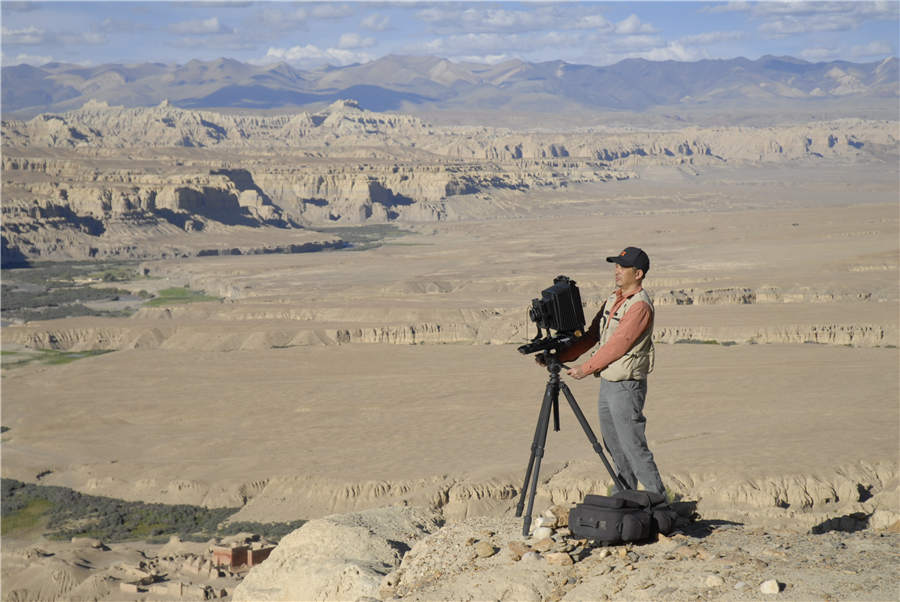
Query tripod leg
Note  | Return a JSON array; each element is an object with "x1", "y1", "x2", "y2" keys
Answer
[
  {"x1": 559, "y1": 381, "x2": 628, "y2": 493},
  {"x1": 516, "y1": 379, "x2": 556, "y2": 536},
  {"x1": 516, "y1": 379, "x2": 554, "y2": 517}
]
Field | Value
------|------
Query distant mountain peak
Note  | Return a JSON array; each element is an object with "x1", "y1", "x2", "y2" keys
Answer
[{"x1": 2, "y1": 54, "x2": 896, "y2": 120}]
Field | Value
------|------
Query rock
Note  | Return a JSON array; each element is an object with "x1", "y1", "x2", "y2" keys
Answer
[
  {"x1": 531, "y1": 537, "x2": 555, "y2": 553},
  {"x1": 597, "y1": 548, "x2": 611, "y2": 559},
  {"x1": 534, "y1": 515, "x2": 557, "y2": 529},
  {"x1": 545, "y1": 505, "x2": 570, "y2": 527},
  {"x1": 545, "y1": 552, "x2": 574, "y2": 566},
  {"x1": 71, "y1": 536, "x2": 103, "y2": 548},
  {"x1": 474, "y1": 541, "x2": 496, "y2": 558},
  {"x1": 760, "y1": 579, "x2": 782, "y2": 594},
  {"x1": 531, "y1": 526, "x2": 553, "y2": 540},
  {"x1": 232, "y1": 505, "x2": 441, "y2": 602},
  {"x1": 507, "y1": 541, "x2": 531, "y2": 561},
  {"x1": 706, "y1": 575, "x2": 725, "y2": 587},
  {"x1": 734, "y1": 581, "x2": 747, "y2": 590}
]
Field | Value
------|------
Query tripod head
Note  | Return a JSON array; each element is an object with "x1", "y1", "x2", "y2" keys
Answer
[{"x1": 535, "y1": 350, "x2": 571, "y2": 374}]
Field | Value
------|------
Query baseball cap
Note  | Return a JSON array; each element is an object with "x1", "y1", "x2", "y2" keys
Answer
[{"x1": 606, "y1": 246, "x2": 650, "y2": 273}]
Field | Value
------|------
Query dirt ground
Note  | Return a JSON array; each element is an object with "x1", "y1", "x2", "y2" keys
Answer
[{"x1": 2, "y1": 162, "x2": 898, "y2": 601}]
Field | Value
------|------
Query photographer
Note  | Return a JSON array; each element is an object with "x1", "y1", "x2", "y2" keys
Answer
[{"x1": 557, "y1": 246, "x2": 665, "y2": 495}]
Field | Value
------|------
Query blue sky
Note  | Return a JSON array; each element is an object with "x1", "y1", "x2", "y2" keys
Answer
[{"x1": 2, "y1": 1, "x2": 898, "y2": 68}]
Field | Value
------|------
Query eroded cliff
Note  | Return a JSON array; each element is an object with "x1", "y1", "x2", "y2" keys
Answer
[{"x1": 3, "y1": 101, "x2": 896, "y2": 261}]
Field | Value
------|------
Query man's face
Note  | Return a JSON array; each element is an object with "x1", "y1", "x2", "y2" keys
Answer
[{"x1": 615, "y1": 264, "x2": 642, "y2": 289}]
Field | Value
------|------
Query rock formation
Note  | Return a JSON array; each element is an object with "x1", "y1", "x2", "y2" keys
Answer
[{"x1": 3, "y1": 101, "x2": 896, "y2": 261}]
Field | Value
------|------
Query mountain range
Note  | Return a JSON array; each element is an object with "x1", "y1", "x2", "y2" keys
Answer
[{"x1": 2, "y1": 54, "x2": 898, "y2": 120}]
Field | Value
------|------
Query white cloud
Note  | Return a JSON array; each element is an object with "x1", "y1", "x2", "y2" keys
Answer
[
  {"x1": 679, "y1": 30, "x2": 745, "y2": 45},
  {"x1": 259, "y1": 6, "x2": 307, "y2": 31},
  {"x1": 62, "y1": 32, "x2": 106, "y2": 45},
  {"x1": 416, "y1": 7, "x2": 454, "y2": 24},
  {"x1": 422, "y1": 33, "x2": 523, "y2": 56},
  {"x1": 454, "y1": 53, "x2": 516, "y2": 65},
  {"x1": 361, "y1": 14, "x2": 390, "y2": 32},
  {"x1": 173, "y1": 34, "x2": 256, "y2": 51},
  {"x1": 99, "y1": 18, "x2": 149, "y2": 34},
  {"x1": 800, "y1": 47, "x2": 839, "y2": 61},
  {"x1": 601, "y1": 34, "x2": 665, "y2": 52},
  {"x1": 338, "y1": 33, "x2": 375, "y2": 50},
  {"x1": 2, "y1": 25, "x2": 46, "y2": 45},
  {"x1": 759, "y1": 14, "x2": 857, "y2": 36},
  {"x1": 2, "y1": 52, "x2": 54, "y2": 66},
  {"x1": 310, "y1": 4, "x2": 354, "y2": 19},
  {"x1": 851, "y1": 40, "x2": 894, "y2": 59},
  {"x1": 711, "y1": 0, "x2": 899, "y2": 36},
  {"x1": 474, "y1": 8, "x2": 546, "y2": 31},
  {"x1": 169, "y1": 17, "x2": 233, "y2": 35},
  {"x1": 634, "y1": 41, "x2": 703, "y2": 63},
  {"x1": 416, "y1": 5, "x2": 589, "y2": 35},
  {"x1": 260, "y1": 44, "x2": 372, "y2": 67},
  {"x1": 615, "y1": 14, "x2": 656, "y2": 35},
  {"x1": 2, "y1": 2, "x2": 42, "y2": 13},
  {"x1": 2, "y1": 26, "x2": 106, "y2": 47},
  {"x1": 570, "y1": 14, "x2": 614, "y2": 31}
]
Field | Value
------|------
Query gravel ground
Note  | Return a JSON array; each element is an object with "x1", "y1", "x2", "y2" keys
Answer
[{"x1": 382, "y1": 512, "x2": 900, "y2": 601}]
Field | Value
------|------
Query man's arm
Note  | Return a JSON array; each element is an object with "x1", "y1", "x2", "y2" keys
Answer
[{"x1": 570, "y1": 301, "x2": 651, "y2": 377}]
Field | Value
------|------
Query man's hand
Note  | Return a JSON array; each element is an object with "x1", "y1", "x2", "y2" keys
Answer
[{"x1": 566, "y1": 364, "x2": 589, "y2": 380}]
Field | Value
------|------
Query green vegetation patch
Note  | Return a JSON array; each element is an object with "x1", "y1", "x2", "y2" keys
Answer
[
  {"x1": 313, "y1": 223, "x2": 415, "y2": 251},
  {"x1": 1, "y1": 498, "x2": 53, "y2": 534},
  {"x1": 1, "y1": 479, "x2": 305, "y2": 543},
  {"x1": 1, "y1": 260, "x2": 145, "y2": 322},
  {"x1": 143, "y1": 287, "x2": 221, "y2": 307},
  {"x1": 1, "y1": 260, "x2": 142, "y2": 288},
  {"x1": 1, "y1": 349, "x2": 113, "y2": 370}
]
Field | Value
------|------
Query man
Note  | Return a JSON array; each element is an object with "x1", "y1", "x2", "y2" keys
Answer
[{"x1": 559, "y1": 246, "x2": 665, "y2": 495}]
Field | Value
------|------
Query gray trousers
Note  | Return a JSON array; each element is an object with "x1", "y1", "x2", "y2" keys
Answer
[{"x1": 597, "y1": 378, "x2": 665, "y2": 495}]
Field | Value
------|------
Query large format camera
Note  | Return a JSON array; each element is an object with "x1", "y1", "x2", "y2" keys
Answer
[{"x1": 518, "y1": 275, "x2": 586, "y2": 355}]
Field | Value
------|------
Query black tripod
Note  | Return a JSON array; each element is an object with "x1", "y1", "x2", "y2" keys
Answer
[{"x1": 515, "y1": 353, "x2": 626, "y2": 536}]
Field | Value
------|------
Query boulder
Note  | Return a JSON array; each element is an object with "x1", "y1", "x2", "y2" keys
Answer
[{"x1": 232, "y1": 505, "x2": 441, "y2": 602}]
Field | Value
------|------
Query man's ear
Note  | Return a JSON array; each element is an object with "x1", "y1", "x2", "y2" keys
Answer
[{"x1": 635, "y1": 269, "x2": 645, "y2": 281}]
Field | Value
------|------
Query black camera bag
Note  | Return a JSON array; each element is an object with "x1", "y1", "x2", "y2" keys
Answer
[{"x1": 569, "y1": 490, "x2": 678, "y2": 545}]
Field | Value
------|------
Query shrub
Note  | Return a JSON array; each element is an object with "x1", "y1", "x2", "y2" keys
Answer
[{"x1": 1, "y1": 479, "x2": 304, "y2": 543}]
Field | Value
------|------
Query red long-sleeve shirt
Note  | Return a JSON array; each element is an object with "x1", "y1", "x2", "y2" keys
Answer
[{"x1": 559, "y1": 287, "x2": 652, "y2": 376}]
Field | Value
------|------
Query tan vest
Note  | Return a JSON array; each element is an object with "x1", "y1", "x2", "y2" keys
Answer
[{"x1": 598, "y1": 289, "x2": 655, "y2": 381}]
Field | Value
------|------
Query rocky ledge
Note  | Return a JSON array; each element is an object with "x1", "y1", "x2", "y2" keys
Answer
[{"x1": 233, "y1": 503, "x2": 899, "y2": 601}]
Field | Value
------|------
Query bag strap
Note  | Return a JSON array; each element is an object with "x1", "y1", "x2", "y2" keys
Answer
[
  {"x1": 613, "y1": 490, "x2": 666, "y2": 508},
  {"x1": 584, "y1": 494, "x2": 643, "y2": 509}
]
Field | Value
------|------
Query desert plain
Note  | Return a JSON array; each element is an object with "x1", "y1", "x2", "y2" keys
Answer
[{"x1": 1, "y1": 103, "x2": 899, "y2": 601}]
